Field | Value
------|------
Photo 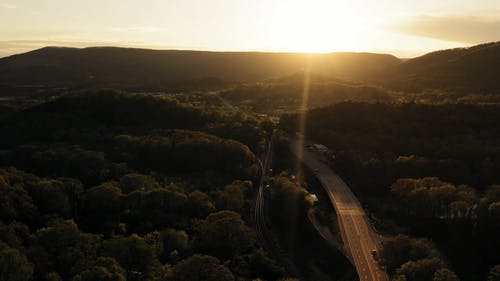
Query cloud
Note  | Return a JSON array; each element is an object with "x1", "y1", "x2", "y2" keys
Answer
[
  {"x1": 109, "y1": 26, "x2": 167, "y2": 33},
  {"x1": 0, "y1": 2, "x2": 19, "y2": 9},
  {"x1": 392, "y1": 15, "x2": 500, "y2": 44}
]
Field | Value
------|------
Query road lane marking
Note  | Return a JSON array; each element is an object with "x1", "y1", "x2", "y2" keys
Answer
[{"x1": 290, "y1": 139, "x2": 389, "y2": 281}]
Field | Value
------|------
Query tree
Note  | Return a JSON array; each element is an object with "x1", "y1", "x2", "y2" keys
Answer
[
  {"x1": 80, "y1": 182, "x2": 122, "y2": 233},
  {"x1": 45, "y1": 272, "x2": 62, "y2": 281},
  {"x1": 231, "y1": 248, "x2": 284, "y2": 280},
  {"x1": 260, "y1": 119, "x2": 275, "y2": 134},
  {"x1": 102, "y1": 234, "x2": 157, "y2": 280},
  {"x1": 72, "y1": 257, "x2": 126, "y2": 281},
  {"x1": 119, "y1": 173, "x2": 158, "y2": 194},
  {"x1": 72, "y1": 266, "x2": 123, "y2": 281},
  {"x1": 0, "y1": 221, "x2": 31, "y2": 249},
  {"x1": 0, "y1": 174, "x2": 38, "y2": 225},
  {"x1": 186, "y1": 190, "x2": 215, "y2": 217},
  {"x1": 395, "y1": 258, "x2": 443, "y2": 281},
  {"x1": 144, "y1": 231, "x2": 162, "y2": 257},
  {"x1": 169, "y1": 254, "x2": 234, "y2": 281},
  {"x1": 390, "y1": 177, "x2": 466, "y2": 218},
  {"x1": 269, "y1": 176, "x2": 312, "y2": 231},
  {"x1": 199, "y1": 211, "x2": 256, "y2": 259},
  {"x1": 27, "y1": 145, "x2": 116, "y2": 186},
  {"x1": 392, "y1": 275, "x2": 408, "y2": 281},
  {"x1": 488, "y1": 265, "x2": 500, "y2": 281},
  {"x1": 433, "y1": 268, "x2": 459, "y2": 281},
  {"x1": 57, "y1": 177, "x2": 85, "y2": 217},
  {"x1": 25, "y1": 179, "x2": 72, "y2": 218},
  {"x1": 483, "y1": 185, "x2": 500, "y2": 205},
  {"x1": 82, "y1": 182, "x2": 122, "y2": 215},
  {"x1": 488, "y1": 201, "x2": 500, "y2": 218},
  {"x1": 0, "y1": 242, "x2": 34, "y2": 281},
  {"x1": 34, "y1": 220, "x2": 101, "y2": 279},
  {"x1": 379, "y1": 235, "x2": 437, "y2": 273},
  {"x1": 160, "y1": 228, "x2": 189, "y2": 262},
  {"x1": 215, "y1": 181, "x2": 248, "y2": 211}
]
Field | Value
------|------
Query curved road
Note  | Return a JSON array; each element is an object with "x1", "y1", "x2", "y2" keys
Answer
[
  {"x1": 291, "y1": 137, "x2": 389, "y2": 281},
  {"x1": 254, "y1": 136, "x2": 303, "y2": 279},
  {"x1": 254, "y1": 147, "x2": 270, "y2": 245},
  {"x1": 217, "y1": 94, "x2": 302, "y2": 278}
]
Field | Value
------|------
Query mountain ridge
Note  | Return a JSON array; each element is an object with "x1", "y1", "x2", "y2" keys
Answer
[
  {"x1": 0, "y1": 46, "x2": 400, "y2": 94},
  {"x1": 1, "y1": 42, "x2": 499, "y2": 95},
  {"x1": 380, "y1": 41, "x2": 500, "y2": 93}
]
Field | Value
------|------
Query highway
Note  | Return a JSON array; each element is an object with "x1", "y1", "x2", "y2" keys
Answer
[{"x1": 290, "y1": 137, "x2": 389, "y2": 281}]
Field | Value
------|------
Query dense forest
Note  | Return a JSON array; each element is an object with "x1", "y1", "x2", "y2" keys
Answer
[
  {"x1": 0, "y1": 89, "x2": 357, "y2": 281},
  {"x1": 0, "y1": 90, "x2": 303, "y2": 281},
  {"x1": 380, "y1": 42, "x2": 500, "y2": 93},
  {"x1": 281, "y1": 102, "x2": 500, "y2": 281},
  {"x1": 221, "y1": 74, "x2": 395, "y2": 114}
]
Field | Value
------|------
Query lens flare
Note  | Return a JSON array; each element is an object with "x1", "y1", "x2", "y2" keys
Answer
[{"x1": 294, "y1": 55, "x2": 313, "y2": 179}]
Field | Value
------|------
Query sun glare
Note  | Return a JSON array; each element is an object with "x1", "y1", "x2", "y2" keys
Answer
[{"x1": 270, "y1": 0, "x2": 366, "y2": 53}]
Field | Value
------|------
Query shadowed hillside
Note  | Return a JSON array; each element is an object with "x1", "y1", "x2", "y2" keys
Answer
[
  {"x1": 0, "y1": 47, "x2": 399, "y2": 95},
  {"x1": 2, "y1": 42, "x2": 499, "y2": 97},
  {"x1": 381, "y1": 42, "x2": 500, "y2": 93}
]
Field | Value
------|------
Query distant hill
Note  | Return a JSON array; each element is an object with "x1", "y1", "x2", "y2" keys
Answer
[
  {"x1": 221, "y1": 73, "x2": 396, "y2": 113},
  {"x1": 0, "y1": 47, "x2": 399, "y2": 95},
  {"x1": 1, "y1": 42, "x2": 499, "y2": 96},
  {"x1": 380, "y1": 42, "x2": 500, "y2": 93}
]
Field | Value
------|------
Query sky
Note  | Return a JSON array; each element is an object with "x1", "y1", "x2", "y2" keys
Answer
[{"x1": 1, "y1": 0, "x2": 499, "y2": 58}]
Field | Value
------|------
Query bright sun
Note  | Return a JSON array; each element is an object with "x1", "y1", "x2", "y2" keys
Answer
[{"x1": 270, "y1": 0, "x2": 365, "y2": 53}]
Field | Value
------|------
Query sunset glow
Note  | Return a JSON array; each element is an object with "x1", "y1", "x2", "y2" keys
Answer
[
  {"x1": 1, "y1": 0, "x2": 499, "y2": 57},
  {"x1": 268, "y1": 0, "x2": 365, "y2": 53}
]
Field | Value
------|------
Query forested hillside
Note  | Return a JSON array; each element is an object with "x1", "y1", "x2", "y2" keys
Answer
[
  {"x1": 281, "y1": 102, "x2": 500, "y2": 281},
  {"x1": 380, "y1": 42, "x2": 500, "y2": 93},
  {"x1": 0, "y1": 90, "x2": 355, "y2": 281},
  {"x1": 0, "y1": 47, "x2": 399, "y2": 95},
  {"x1": 221, "y1": 74, "x2": 395, "y2": 113},
  {"x1": 0, "y1": 90, "x2": 284, "y2": 281}
]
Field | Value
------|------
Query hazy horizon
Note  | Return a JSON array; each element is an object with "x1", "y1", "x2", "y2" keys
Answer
[
  {"x1": 1, "y1": 41, "x2": 491, "y2": 60},
  {"x1": 1, "y1": 0, "x2": 499, "y2": 58}
]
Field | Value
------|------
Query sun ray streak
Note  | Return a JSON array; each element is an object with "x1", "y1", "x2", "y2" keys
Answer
[{"x1": 295, "y1": 55, "x2": 313, "y2": 180}]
